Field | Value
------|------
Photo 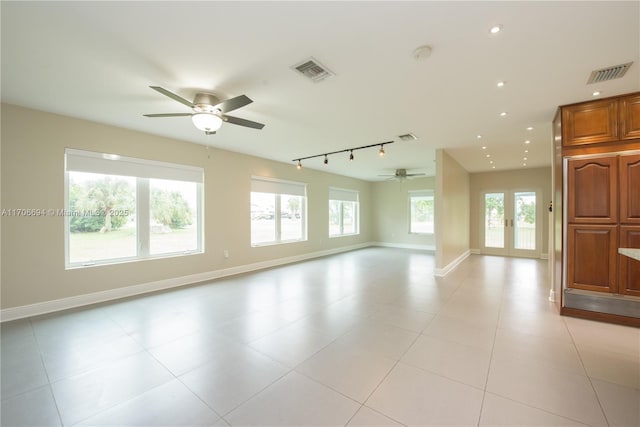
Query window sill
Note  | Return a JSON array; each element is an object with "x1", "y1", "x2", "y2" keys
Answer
[
  {"x1": 329, "y1": 233, "x2": 360, "y2": 238},
  {"x1": 65, "y1": 250, "x2": 203, "y2": 270},
  {"x1": 251, "y1": 239, "x2": 307, "y2": 248}
]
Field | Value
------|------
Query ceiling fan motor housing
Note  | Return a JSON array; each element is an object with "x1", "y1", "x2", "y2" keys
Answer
[{"x1": 193, "y1": 93, "x2": 221, "y2": 113}]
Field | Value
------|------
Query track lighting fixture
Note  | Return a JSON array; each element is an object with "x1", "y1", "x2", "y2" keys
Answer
[{"x1": 292, "y1": 140, "x2": 394, "y2": 169}]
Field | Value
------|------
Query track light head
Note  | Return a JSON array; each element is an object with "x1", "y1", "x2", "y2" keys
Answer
[
  {"x1": 379, "y1": 145, "x2": 385, "y2": 157},
  {"x1": 349, "y1": 150, "x2": 354, "y2": 161},
  {"x1": 324, "y1": 155, "x2": 328, "y2": 165},
  {"x1": 296, "y1": 160, "x2": 302, "y2": 170}
]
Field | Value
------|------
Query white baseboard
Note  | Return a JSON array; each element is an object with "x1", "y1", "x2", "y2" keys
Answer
[
  {"x1": 471, "y1": 248, "x2": 547, "y2": 260},
  {"x1": 371, "y1": 242, "x2": 435, "y2": 252},
  {"x1": 434, "y1": 249, "x2": 471, "y2": 277},
  {"x1": 1, "y1": 243, "x2": 371, "y2": 322}
]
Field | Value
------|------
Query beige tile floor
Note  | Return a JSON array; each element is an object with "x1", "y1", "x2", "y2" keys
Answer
[{"x1": 1, "y1": 248, "x2": 638, "y2": 426}]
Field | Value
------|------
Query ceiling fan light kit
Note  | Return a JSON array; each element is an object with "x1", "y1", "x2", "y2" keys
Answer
[
  {"x1": 144, "y1": 86, "x2": 265, "y2": 134},
  {"x1": 191, "y1": 113, "x2": 223, "y2": 132}
]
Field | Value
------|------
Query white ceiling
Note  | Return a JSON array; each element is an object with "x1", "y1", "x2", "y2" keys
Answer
[{"x1": 2, "y1": 1, "x2": 639, "y2": 181}]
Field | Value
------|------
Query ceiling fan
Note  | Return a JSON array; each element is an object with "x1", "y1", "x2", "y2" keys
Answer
[
  {"x1": 143, "y1": 86, "x2": 265, "y2": 135},
  {"x1": 379, "y1": 168, "x2": 426, "y2": 181}
]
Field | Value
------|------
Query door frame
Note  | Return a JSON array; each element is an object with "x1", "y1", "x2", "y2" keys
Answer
[{"x1": 480, "y1": 188, "x2": 543, "y2": 258}]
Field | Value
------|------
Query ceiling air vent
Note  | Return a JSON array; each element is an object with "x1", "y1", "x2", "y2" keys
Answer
[
  {"x1": 292, "y1": 57, "x2": 334, "y2": 82},
  {"x1": 398, "y1": 133, "x2": 418, "y2": 141},
  {"x1": 587, "y1": 62, "x2": 633, "y2": 84}
]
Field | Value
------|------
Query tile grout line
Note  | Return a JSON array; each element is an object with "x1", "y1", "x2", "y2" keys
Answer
[
  {"x1": 349, "y1": 272, "x2": 466, "y2": 426},
  {"x1": 27, "y1": 317, "x2": 66, "y2": 427},
  {"x1": 141, "y1": 344, "x2": 230, "y2": 425},
  {"x1": 562, "y1": 316, "x2": 612, "y2": 427},
  {"x1": 475, "y1": 264, "x2": 509, "y2": 426}
]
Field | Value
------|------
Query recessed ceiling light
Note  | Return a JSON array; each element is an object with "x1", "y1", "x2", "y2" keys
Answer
[
  {"x1": 492, "y1": 166, "x2": 496, "y2": 169},
  {"x1": 489, "y1": 160, "x2": 494, "y2": 164},
  {"x1": 525, "y1": 149, "x2": 529, "y2": 153},
  {"x1": 486, "y1": 154, "x2": 491, "y2": 158},
  {"x1": 500, "y1": 112, "x2": 507, "y2": 117},
  {"x1": 524, "y1": 140, "x2": 531, "y2": 144},
  {"x1": 524, "y1": 157, "x2": 528, "y2": 161},
  {"x1": 526, "y1": 126, "x2": 533, "y2": 131},
  {"x1": 477, "y1": 135, "x2": 482, "y2": 139},
  {"x1": 482, "y1": 146, "x2": 487, "y2": 150},
  {"x1": 523, "y1": 163, "x2": 527, "y2": 166},
  {"x1": 490, "y1": 25, "x2": 503, "y2": 34},
  {"x1": 592, "y1": 91, "x2": 601, "y2": 96},
  {"x1": 497, "y1": 81, "x2": 506, "y2": 87}
]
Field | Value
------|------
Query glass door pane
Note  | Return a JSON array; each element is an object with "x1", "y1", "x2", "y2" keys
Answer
[
  {"x1": 485, "y1": 193, "x2": 505, "y2": 248},
  {"x1": 514, "y1": 191, "x2": 536, "y2": 250}
]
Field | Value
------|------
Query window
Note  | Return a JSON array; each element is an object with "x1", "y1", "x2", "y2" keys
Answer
[
  {"x1": 251, "y1": 177, "x2": 306, "y2": 246},
  {"x1": 409, "y1": 190, "x2": 434, "y2": 234},
  {"x1": 329, "y1": 188, "x2": 359, "y2": 237},
  {"x1": 65, "y1": 149, "x2": 203, "y2": 267}
]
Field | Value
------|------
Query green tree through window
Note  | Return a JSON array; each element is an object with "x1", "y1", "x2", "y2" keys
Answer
[
  {"x1": 151, "y1": 188, "x2": 193, "y2": 228},
  {"x1": 69, "y1": 175, "x2": 135, "y2": 233}
]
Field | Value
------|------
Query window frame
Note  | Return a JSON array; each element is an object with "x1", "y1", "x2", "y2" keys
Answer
[
  {"x1": 64, "y1": 149, "x2": 204, "y2": 268},
  {"x1": 408, "y1": 189, "x2": 435, "y2": 235},
  {"x1": 328, "y1": 187, "x2": 360, "y2": 238},
  {"x1": 250, "y1": 176, "x2": 307, "y2": 247}
]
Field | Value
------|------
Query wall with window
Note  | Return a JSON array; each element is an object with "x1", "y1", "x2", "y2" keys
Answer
[
  {"x1": 328, "y1": 188, "x2": 359, "y2": 238},
  {"x1": 250, "y1": 177, "x2": 308, "y2": 246},
  {"x1": 65, "y1": 149, "x2": 205, "y2": 267},
  {"x1": 0, "y1": 104, "x2": 373, "y2": 312},
  {"x1": 370, "y1": 176, "x2": 436, "y2": 250},
  {"x1": 469, "y1": 167, "x2": 552, "y2": 256}
]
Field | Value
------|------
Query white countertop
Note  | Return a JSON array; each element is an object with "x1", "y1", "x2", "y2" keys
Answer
[{"x1": 619, "y1": 248, "x2": 640, "y2": 261}]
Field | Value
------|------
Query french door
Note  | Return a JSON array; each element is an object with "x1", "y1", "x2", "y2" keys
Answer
[{"x1": 482, "y1": 190, "x2": 540, "y2": 257}]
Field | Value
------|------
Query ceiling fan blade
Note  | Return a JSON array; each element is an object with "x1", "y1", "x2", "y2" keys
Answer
[
  {"x1": 216, "y1": 95, "x2": 252, "y2": 113},
  {"x1": 143, "y1": 113, "x2": 192, "y2": 117},
  {"x1": 224, "y1": 115, "x2": 265, "y2": 129},
  {"x1": 149, "y1": 86, "x2": 194, "y2": 108}
]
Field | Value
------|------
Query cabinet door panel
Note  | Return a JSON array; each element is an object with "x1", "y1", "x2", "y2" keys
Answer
[
  {"x1": 620, "y1": 93, "x2": 640, "y2": 140},
  {"x1": 619, "y1": 226, "x2": 640, "y2": 297},
  {"x1": 620, "y1": 154, "x2": 640, "y2": 224},
  {"x1": 567, "y1": 224, "x2": 617, "y2": 293},
  {"x1": 567, "y1": 157, "x2": 618, "y2": 223},
  {"x1": 562, "y1": 99, "x2": 618, "y2": 146}
]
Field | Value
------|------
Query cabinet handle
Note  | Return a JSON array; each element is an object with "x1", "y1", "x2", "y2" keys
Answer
[
  {"x1": 511, "y1": 219, "x2": 514, "y2": 227},
  {"x1": 505, "y1": 219, "x2": 508, "y2": 227}
]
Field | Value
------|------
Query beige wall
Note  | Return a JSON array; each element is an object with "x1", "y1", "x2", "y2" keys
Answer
[
  {"x1": 0, "y1": 103, "x2": 552, "y2": 313},
  {"x1": 1, "y1": 104, "x2": 373, "y2": 309},
  {"x1": 371, "y1": 176, "x2": 436, "y2": 249},
  {"x1": 469, "y1": 167, "x2": 552, "y2": 256},
  {"x1": 435, "y1": 150, "x2": 470, "y2": 269}
]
